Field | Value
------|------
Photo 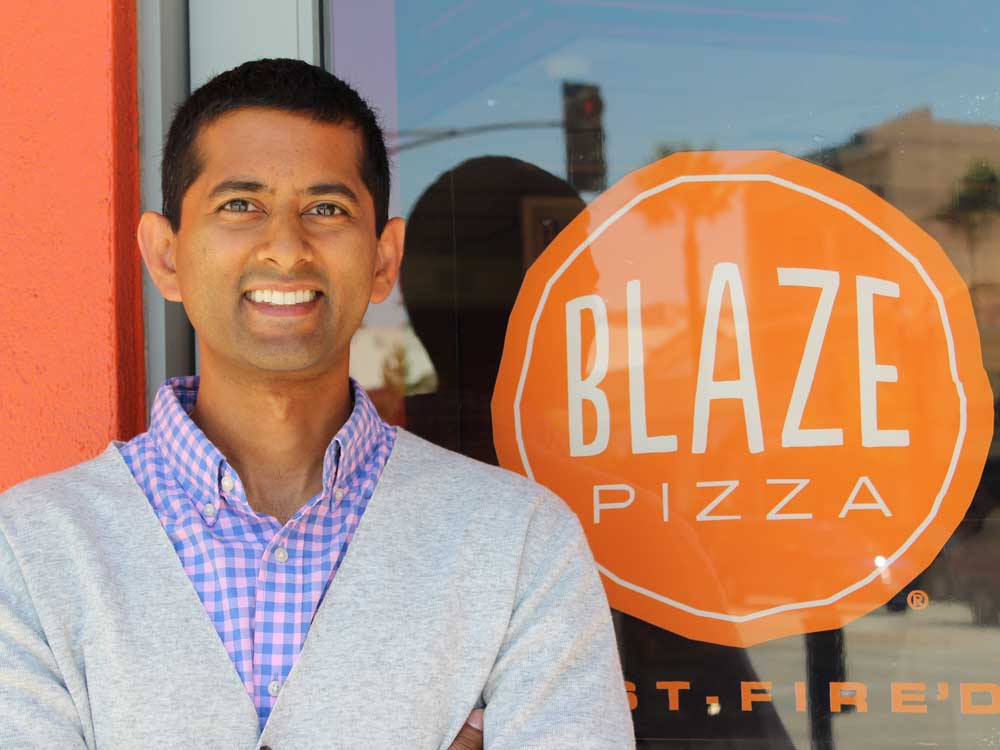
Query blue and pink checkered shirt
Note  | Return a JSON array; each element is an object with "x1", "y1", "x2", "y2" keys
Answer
[{"x1": 118, "y1": 376, "x2": 395, "y2": 731}]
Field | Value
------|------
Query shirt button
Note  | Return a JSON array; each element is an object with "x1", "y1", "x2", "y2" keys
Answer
[
  {"x1": 203, "y1": 503, "x2": 216, "y2": 517},
  {"x1": 274, "y1": 547, "x2": 289, "y2": 564},
  {"x1": 268, "y1": 679, "x2": 282, "y2": 696},
  {"x1": 221, "y1": 474, "x2": 235, "y2": 492},
  {"x1": 334, "y1": 488, "x2": 346, "y2": 502}
]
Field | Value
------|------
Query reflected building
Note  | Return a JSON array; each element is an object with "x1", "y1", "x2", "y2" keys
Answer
[{"x1": 811, "y1": 107, "x2": 1000, "y2": 378}]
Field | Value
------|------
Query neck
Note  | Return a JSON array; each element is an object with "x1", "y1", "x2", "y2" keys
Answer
[{"x1": 190, "y1": 360, "x2": 353, "y2": 522}]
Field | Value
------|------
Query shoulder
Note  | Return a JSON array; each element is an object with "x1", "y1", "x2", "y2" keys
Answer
[
  {"x1": 388, "y1": 429, "x2": 541, "y2": 498},
  {"x1": 382, "y1": 429, "x2": 578, "y2": 535},
  {"x1": 0, "y1": 444, "x2": 133, "y2": 541}
]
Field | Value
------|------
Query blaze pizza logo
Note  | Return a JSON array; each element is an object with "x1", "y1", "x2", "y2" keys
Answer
[{"x1": 492, "y1": 151, "x2": 993, "y2": 646}]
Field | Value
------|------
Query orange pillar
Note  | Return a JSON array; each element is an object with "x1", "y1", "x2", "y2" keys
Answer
[{"x1": 0, "y1": 0, "x2": 144, "y2": 491}]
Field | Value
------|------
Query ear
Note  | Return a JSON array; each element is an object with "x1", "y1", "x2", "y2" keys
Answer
[
  {"x1": 137, "y1": 211, "x2": 182, "y2": 302},
  {"x1": 370, "y1": 217, "x2": 405, "y2": 304}
]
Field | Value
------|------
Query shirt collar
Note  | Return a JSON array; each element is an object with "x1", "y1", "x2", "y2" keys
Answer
[{"x1": 149, "y1": 375, "x2": 386, "y2": 525}]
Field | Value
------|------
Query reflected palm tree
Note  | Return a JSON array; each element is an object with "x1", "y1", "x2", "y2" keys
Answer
[
  {"x1": 651, "y1": 145, "x2": 736, "y2": 366},
  {"x1": 933, "y1": 160, "x2": 1000, "y2": 317}
]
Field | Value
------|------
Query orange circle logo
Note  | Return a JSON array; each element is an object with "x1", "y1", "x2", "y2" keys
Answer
[{"x1": 493, "y1": 151, "x2": 993, "y2": 646}]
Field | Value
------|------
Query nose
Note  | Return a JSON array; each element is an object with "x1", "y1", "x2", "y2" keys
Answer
[{"x1": 256, "y1": 208, "x2": 314, "y2": 270}]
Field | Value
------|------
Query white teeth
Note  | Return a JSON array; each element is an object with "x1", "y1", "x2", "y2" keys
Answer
[{"x1": 248, "y1": 289, "x2": 317, "y2": 305}]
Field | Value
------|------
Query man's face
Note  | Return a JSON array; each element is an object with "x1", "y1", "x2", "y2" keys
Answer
[{"x1": 159, "y1": 107, "x2": 398, "y2": 380}]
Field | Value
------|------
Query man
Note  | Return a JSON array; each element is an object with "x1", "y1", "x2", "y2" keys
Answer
[{"x1": 0, "y1": 59, "x2": 633, "y2": 748}]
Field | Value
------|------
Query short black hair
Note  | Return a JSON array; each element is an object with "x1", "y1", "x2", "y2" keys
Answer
[{"x1": 161, "y1": 58, "x2": 390, "y2": 234}]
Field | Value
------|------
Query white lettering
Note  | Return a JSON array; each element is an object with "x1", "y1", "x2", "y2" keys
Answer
[
  {"x1": 627, "y1": 280, "x2": 678, "y2": 454},
  {"x1": 856, "y1": 276, "x2": 909, "y2": 448},
  {"x1": 765, "y1": 478, "x2": 812, "y2": 520},
  {"x1": 593, "y1": 484, "x2": 635, "y2": 524},
  {"x1": 777, "y1": 268, "x2": 844, "y2": 448},
  {"x1": 591, "y1": 477, "x2": 893, "y2": 522},
  {"x1": 567, "y1": 295, "x2": 611, "y2": 456},
  {"x1": 838, "y1": 476, "x2": 893, "y2": 518},
  {"x1": 696, "y1": 480, "x2": 741, "y2": 521},
  {"x1": 692, "y1": 263, "x2": 764, "y2": 454}
]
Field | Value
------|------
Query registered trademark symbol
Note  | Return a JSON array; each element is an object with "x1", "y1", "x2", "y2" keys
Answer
[{"x1": 907, "y1": 589, "x2": 929, "y2": 610}]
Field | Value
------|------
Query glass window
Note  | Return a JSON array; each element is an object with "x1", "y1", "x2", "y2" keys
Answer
[{"x1": 329, "y1": 3, "x2": 1000, "y2": 746}]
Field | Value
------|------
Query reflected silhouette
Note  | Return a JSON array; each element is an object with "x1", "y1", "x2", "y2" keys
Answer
[{"x1": 401, "y1": 156, "x2": 586, "y2": 464}]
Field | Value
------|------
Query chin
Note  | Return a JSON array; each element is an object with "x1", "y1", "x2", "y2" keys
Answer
[
  {"x1": 237, "y1": 348, "x2": 328, "y2": 375},
  {"x1": 254, "y1": 360, "x2": 330, "y2": 377}
]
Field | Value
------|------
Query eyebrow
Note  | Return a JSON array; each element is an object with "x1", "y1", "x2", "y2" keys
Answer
[
  {"x1": 207, "y1": 180, "x2": 268, "y2": 199},
  {"x1": 207, "y1": 179, "x2": 360, "y2": 205},
  {"x1": 304, "y1": 182, "x2": 360, "y2": 204}
]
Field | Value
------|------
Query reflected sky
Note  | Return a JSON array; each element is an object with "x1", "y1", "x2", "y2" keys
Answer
[{"x1": 393, "y1": 1, "x2": 1000, "y2": 218}]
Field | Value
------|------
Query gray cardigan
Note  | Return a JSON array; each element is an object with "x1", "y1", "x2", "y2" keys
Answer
[{"x1": 0, "y1": 430, "x2": 634, "y2": 749}]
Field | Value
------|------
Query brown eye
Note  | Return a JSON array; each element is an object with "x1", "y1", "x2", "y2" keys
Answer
[
  {"x1": 222, "y1": 199, "x2": 256, "y2": 212},
  {"x1": 306, "y1": 203, "x2": 345, "y2": 217}
]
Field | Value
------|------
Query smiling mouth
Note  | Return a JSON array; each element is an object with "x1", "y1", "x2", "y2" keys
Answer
[{"x1": 244, "y1": 289, "x2": 322, "y2": 306}]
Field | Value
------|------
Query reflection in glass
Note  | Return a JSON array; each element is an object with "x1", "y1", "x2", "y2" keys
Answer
[{"x1": 332, "y1": 2, "x2": 1000, "y2": 746}]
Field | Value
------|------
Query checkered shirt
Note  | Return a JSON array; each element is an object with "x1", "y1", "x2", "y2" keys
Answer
[{"x1": 118, "y1": 376, "x2": 395, "y2": 732}]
